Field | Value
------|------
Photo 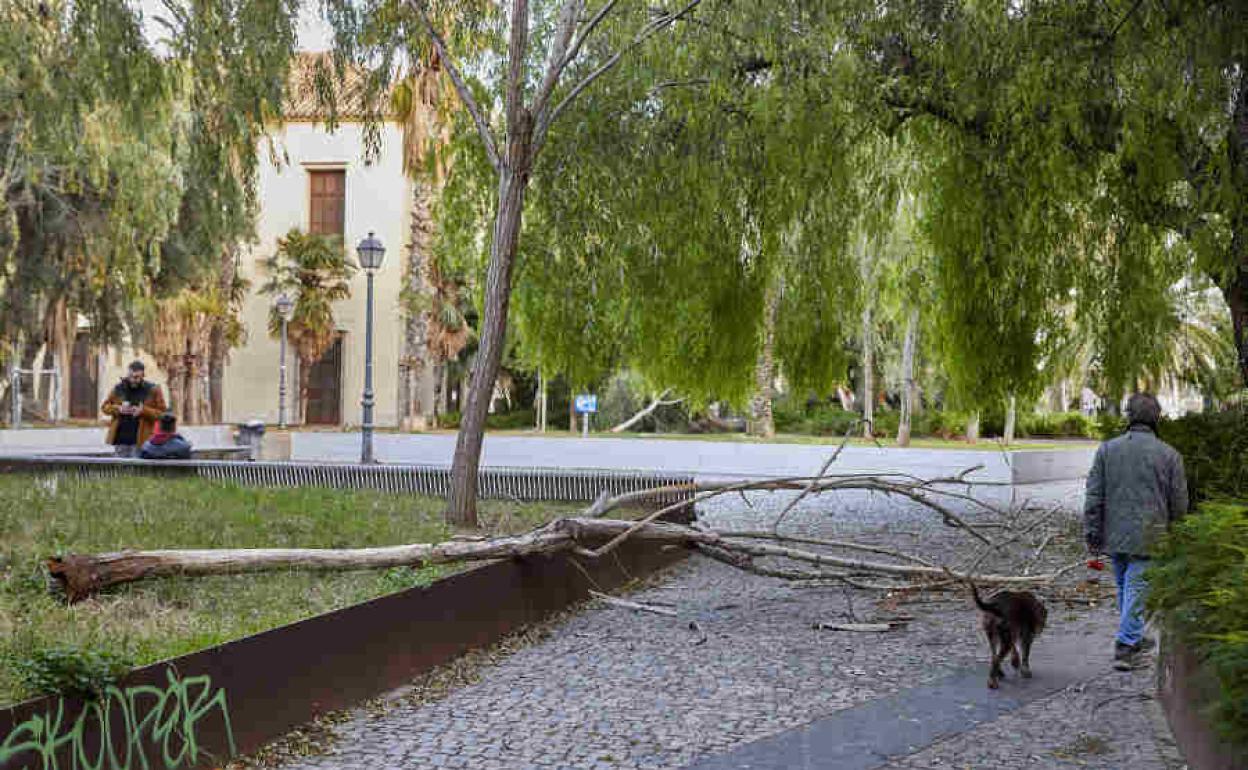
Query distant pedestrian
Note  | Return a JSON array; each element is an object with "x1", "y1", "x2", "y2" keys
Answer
[
  {"x1": 101, "y1": 361, "x2": 167, "y2": 458},
  {"x1": 1083, "y1": 392, "x2": 1188, "y2": 669},
  {"x1": 140, "y1": 412, "x2": 193, "y2": 460}
]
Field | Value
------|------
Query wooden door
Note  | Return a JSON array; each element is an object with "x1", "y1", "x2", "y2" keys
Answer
[
  {"x1": 305, "y1": 335, "x2": 343, "y2": 425},
  {"x1": 69, "y1": 333, "x2": 98, "y2": 419}
]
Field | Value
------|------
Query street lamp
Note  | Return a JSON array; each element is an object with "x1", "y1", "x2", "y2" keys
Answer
[
  {"x1": 275, "y1": 293, "x2": 296, "y2": 429},
  {"x1": 356, "y1": 231, "x2": 386, "y2": 464}
]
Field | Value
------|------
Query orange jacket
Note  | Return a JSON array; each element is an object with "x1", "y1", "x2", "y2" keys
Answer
[{"x1": 101, "y1": 380, "x2": 167, "y2": 446}]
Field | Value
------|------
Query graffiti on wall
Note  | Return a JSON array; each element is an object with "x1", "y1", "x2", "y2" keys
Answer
[{"x1": 0, "y1": 669, "x2": 233, "y2": 770}]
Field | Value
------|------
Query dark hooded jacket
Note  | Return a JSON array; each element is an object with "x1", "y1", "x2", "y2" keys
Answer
[{"x1": 139, "y1": 431, "x2": 193, "y2": 460}]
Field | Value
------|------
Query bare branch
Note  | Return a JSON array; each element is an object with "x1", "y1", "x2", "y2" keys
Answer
[
  {"x1": 772, "y1": 421, "x2": 860, "y2": 534},
  {"x1": 409, "y1": 0, "x2": 501, "y2": 171},
  {"x1": 531, "y1": 0, "x2": 587, "y2": 119},
  {"x1": 533, "y1": 0, "x2": 704, "y2": 153}
]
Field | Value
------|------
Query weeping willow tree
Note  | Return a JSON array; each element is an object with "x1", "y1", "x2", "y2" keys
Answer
[
  {"x1": 1, "y1": 0, "x2": 299, "y2": 422},
  {"x1": 0, "y1": 0, "x2": 182, "y2": 415}
]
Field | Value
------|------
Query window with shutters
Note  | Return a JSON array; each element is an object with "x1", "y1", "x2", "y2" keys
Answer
[{"x1": 308, "y1": 169, "x2": 345, "y2": 237}]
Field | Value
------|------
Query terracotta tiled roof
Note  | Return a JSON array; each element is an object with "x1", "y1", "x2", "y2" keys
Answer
[{"x1": 284, "y1": 52, "x2": 392, "y2": 121}]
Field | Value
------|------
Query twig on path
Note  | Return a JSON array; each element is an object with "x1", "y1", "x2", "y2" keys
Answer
[{"x1": 589, "y1": 590, "x2": 678, "y2": 617}]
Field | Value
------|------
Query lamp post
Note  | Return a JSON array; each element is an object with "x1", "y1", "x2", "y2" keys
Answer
[
  {"x1": 275, "y1": 293, "x2": 296, "y2": 429},
  {"x1": 356, "y1": 231, "x2": 386, "y2": 464}
]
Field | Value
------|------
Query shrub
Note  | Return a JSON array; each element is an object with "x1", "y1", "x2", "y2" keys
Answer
[
  {"x1": 9, "y1": 645, "x2": 134, "y2": 698},
  {"x1": 1148, "y1": 501, "x2": 1248, "y2": 746},
  {"x1": 1159, "y1": 410, "x2": 1248, "y2": 503},
  {"x1": 436, "y1": 409, "x2": 538, "y2": 431},
  {"x1": 1018, "y1": 411, "x2": 1098, "y2": 438}
]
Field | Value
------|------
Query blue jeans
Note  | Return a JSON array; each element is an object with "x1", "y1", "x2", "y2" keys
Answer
[{"x1": 1112, "y1": 554, "x2": 1149, "y2": 646}]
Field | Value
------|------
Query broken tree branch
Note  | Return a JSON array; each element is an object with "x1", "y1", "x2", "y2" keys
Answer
[
  {"x1": 610, "y1": 389, "x2": 683, "y2": 433},
  {"x1": 47, "y1": 516, "x2": 1070, "y2": 602}
]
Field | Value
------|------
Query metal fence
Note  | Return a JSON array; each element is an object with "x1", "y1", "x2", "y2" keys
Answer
[{"x1": 0, "y1": 456, "x2": 695, "y2": 506}]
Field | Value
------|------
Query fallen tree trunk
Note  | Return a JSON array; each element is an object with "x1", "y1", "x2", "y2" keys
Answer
[
  {"x1": 47, "y1": 516, "x2": 1076, "y2": 602},
  {"x1": 610, "y1": 389, "x2": 682, "y2": 433}
]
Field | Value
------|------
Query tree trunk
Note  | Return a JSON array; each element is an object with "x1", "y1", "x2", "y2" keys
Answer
[
  {"x1": 836, "y1": 386, "x2": 855, "y2": 412},
  {"x1": 612, "y1": 389, "x2": 676, "y2": 433},
  {"x1": 447, "y1": 161, "x2": 530, "y2": 527},
  {"x1": 47, "y1": 516, "x2": 1072, "y2": 603},
  {"x1": 1003, "y1": 395, "x2": 1017, "y2": 445},
  {"x1": 965, "y1": 411, "x2": 981, "y2": 443},
  {"x1": 400, "y1": 180, "x2": 437, "y2": 432},
  {"x1": 860, "y1": 303, "x2": 874, "y2": 439},
  {"x1": 897, "y1": 307, "x2": 918, "y2": 447},
  {"x1": 298, "y1": 357, "x2": 312, "y2": 426},
  {"x1": 208, "y1": 249, "x2": 236, "y2": 425},
  {"x1": 747, "y1": 273, "x2": 780, "y2": 438},
  {"x1": 1226, "y1": 72, "x2": 1248, "y2": 387},
  {"x1": 164, "y1": 362, "x2": 186, "y2": 423},
  {"x1": 183, "y1": 355, "x2": 202, "y2": 425}
]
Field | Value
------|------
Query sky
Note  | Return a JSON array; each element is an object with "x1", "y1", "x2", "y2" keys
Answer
[{"x1": 133, "y1": 0, "x2": 334, "y2": 52}]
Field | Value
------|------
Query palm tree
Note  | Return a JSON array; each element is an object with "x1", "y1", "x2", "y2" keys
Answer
[
  {"x1": 260, "y1": 229, "x2": 354, "y2": 423},
  {"x1": 392, "y1": 54, "x2": 457, "y2": 430},
  {"x1": 144, "y1": 288, "x2": 238, "y2": 423}
]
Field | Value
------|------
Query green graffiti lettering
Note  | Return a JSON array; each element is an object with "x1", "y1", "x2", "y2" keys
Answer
[{"x1": 0, "y1": 672, "x2": 233, "y2": 770}]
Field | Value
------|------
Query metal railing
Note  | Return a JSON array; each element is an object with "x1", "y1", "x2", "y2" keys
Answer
[{"x1": 0, "y1": 456, "x2": 695, "y2": 506}]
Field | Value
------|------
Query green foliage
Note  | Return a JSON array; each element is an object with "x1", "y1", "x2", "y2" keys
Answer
[
  {"x1": 1158, "y1": 410, "x2": 1248, "y2": 503},
  {"x1": 1017, "y1": 412, "x2": 1099, "y2": 439},
  {"x1": 8, "y1": 645, "x2": 134, "y2": 699},
  {"x1": 437, "y1": 409, "x2": 537, "y2": 431},
  {"x1": 1147, "y1": 501, "x2": 1248, "y2": 746},
  {"x1": 260, "y1": 229, "x2": 355, "y2": 367},
  {"x1": 0, "y1": 0, "x2": 299, "y2": 352}
]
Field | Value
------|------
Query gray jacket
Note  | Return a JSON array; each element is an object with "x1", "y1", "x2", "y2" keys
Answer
[{"x1": 1084, "y1": 425, "x2": 1188, "y2": 557}]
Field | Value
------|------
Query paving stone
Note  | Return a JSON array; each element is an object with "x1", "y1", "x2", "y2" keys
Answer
[{"x1": 273, "y1": 483, "x2": 1177, "y2": 770}]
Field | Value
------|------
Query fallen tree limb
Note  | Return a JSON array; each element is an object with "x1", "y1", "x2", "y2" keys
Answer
[
  {"x1": 609, "y1": 389, "x2": 683, "y2": 433},
  {"x1": 47, "y1": 516, "x2": 1079, "y2": 602}
]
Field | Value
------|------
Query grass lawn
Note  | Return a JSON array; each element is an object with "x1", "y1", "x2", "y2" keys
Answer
[{"x1": 0, "y1": 474, "x2": 567, "y2": 707}]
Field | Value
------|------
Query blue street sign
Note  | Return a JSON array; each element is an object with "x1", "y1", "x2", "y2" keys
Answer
[{"x1": 574, "y1": 394, "x2": 598, "y2": 414}]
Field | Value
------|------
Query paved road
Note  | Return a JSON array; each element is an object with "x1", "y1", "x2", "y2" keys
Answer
[{"x1": 291, "y1": 433, "x2": 1093, "y2": 484}]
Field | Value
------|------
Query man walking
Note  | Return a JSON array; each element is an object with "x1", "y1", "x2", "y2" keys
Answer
[
  {"x1": 101, "y1": 361, "x2": 167, "y2": 458},
  {"x1": 1084, "y1": 392, "x2": 1188, "y2": 669}
]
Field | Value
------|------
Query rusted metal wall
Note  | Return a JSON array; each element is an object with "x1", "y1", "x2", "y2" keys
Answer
[
  {"x1": 0, "y1": 539, "x2": 688, "y2": 770},
  {"x1": 1157, "y1": 641, "x2": 1247, "y2": 770}
]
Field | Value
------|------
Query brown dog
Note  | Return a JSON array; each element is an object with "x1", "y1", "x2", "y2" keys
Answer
[{"x1": 970, "y1": 583, "x2": 1047, "y2": 689}]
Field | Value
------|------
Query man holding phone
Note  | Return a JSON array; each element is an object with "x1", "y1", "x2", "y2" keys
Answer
[{"x1": 101, "y1": 361, "x2": 167, "y2": 458}]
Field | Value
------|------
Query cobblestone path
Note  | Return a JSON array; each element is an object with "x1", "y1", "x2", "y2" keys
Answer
[{"x1": 273, "y1": 486, "x2": 1180, "y2": 770}]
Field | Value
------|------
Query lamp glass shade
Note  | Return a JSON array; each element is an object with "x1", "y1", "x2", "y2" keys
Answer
[{"x1": 356, "y1": 231, "x2": 386, "y2": 271}]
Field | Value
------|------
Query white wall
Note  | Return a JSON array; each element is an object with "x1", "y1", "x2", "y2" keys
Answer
[{"x1": 224, "y1": 120, "x2": 413, "y2": 427}]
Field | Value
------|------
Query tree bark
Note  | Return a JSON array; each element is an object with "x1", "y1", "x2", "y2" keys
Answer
[
  {"x1": 47, "y1": 516, "x2": 1073, "y2": 603},
  {"x1": 747, "y1": 273, "x2": 780, "y2": 438},
  {"x1": 400, "y1": 180, "x2": 437, "y2": 431},
  {"x1": 447, "y1": 155, "x2": 531, "y2": 527},
  {"x1": 965, "y1": 410, "x2": 981, "y2": 443},
  {"x1": 897, "y1": 307, "x2": 918, "y2": 447},
  {"x1": 860, "y1": 302, "x2": 874, "y2": 439},
  {"x1": 208, "y1": 249, "x2": 236, "y2": 425},
  {"x1": 1227, "y1": 70, "x2": 1248, "y2": 386},
  {"x1": 1003, "y1": 395, "x2": 1017, "y2": 445},
  {"x1": 611, "y1": 389, "x2": 678, "y2": 433}
]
